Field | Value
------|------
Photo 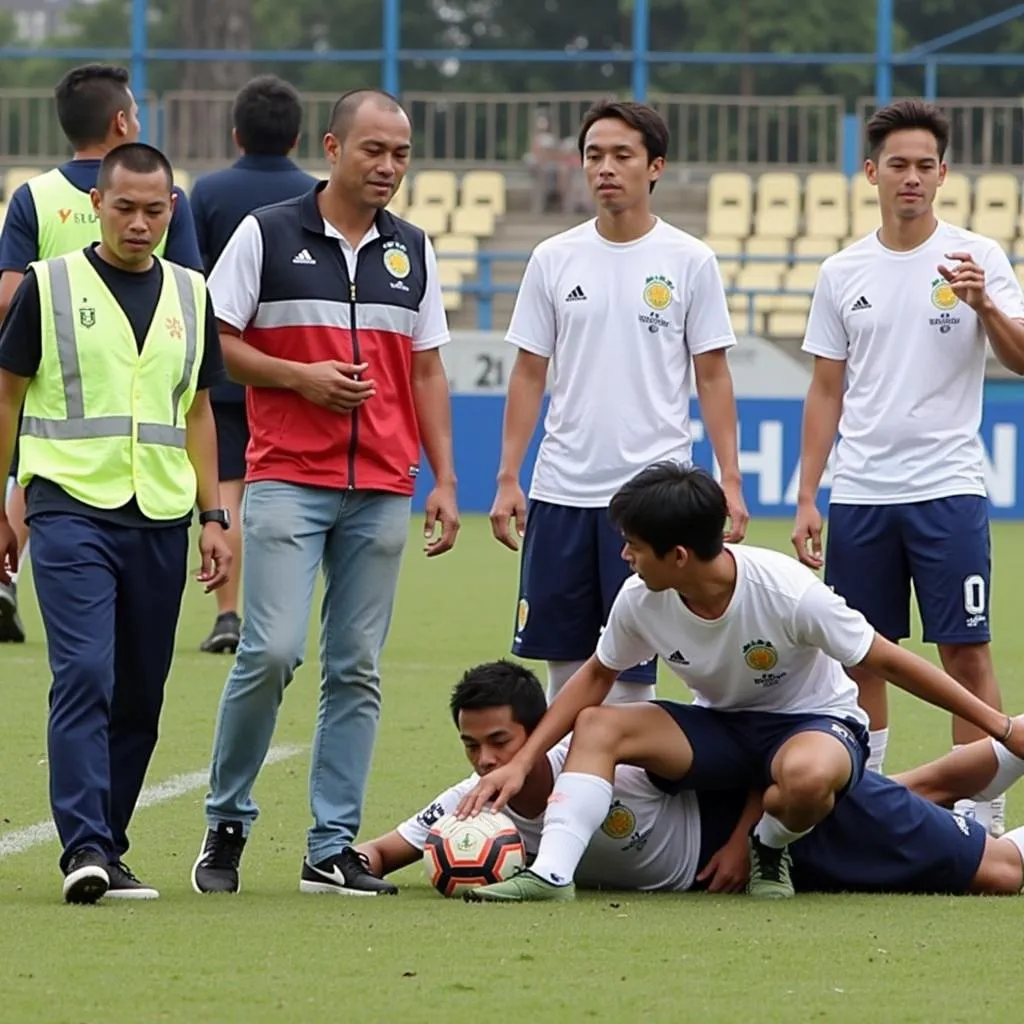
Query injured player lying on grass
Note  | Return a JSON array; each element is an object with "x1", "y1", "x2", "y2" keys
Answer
[{"x1": 356, "y1": 660, "x2": 1024, "y2": 900}]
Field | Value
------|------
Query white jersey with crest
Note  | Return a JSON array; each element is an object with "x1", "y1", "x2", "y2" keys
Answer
[
  {"x1": 597, "y1": 545, "x2": 873, "y2": 726},
  {"x1": 396, "y1": 740, "x2": 703, "y2": 893}
]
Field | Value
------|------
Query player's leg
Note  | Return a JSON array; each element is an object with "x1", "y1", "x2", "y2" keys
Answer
[
  {"x1": 968, "y1": 832, "x2": 1024, "y2": 894},
  {"x1": 596, "y1": 508, "x2": 657, "y2": 703},
  {"x1": 824, "y1": 503, "x2": 911, "y2": 773},
  {"x1": 511, "y1": 501, "x2": 603, "y2": 703},
  {"x1": 905, "y1": 495, "x2": 1004, "y2": 832}
]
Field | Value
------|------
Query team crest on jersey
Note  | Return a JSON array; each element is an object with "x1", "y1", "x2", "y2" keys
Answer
[
  {"x1": 78, "y1": 305, "x2": 96, "y2": 328},
  {"x1": 930, "y1": 278, "x2": 960, "y2": 311},
  {"x1": 516, "y1": 598, "x2": 529, "y2": 632},
  {"x1": 601, "y1": 801, "x2": 637, "y2": 840},
  {"x1": 383, "y1": 243, "x2": 410, "y2": 279},
  {"x1": 642, "y1": 274, "x2": 674, "y2": 311},
  {"x1": 743, "y1": 639, "x2": 778, "y2": 672}
]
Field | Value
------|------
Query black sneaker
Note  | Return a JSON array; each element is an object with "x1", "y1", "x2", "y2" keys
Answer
[
  {"x1": 106, "y1": 860, "x2": 159, "y2": 900},
  {"x1": 62, "y1": 848, "x2": 109, "y2": 905},
  {"x1": 191, "y1": 821, "x2": 246, "y2": 894},
  {"x1": 0, "y1": 580, "x2": 25, "y2": 643},
  {"x1": 299, "y1": 848, "x2": 398, "y2": 896},
  {"x1": 200, "y1": 612, "x2": 241, "y2": 654}
]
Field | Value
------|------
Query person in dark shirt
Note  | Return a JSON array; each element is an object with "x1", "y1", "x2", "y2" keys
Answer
[
  {"x1": 0, "y1": 143, "x2": 230, "y2": 905},
  {"x1": 0, "y1": 63, "x2": 203, "y2": 644},
  {"x1": 189, "y1": 74, "x2": 318, "y2": 655}
]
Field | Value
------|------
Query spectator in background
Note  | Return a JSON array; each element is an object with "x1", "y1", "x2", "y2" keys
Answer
[
  {"x1": 525, "y1": 111, "x2": 563, "y2": 214},
  {"x1": 189, "y1": 75, "x2": 319, "y2": 655}
]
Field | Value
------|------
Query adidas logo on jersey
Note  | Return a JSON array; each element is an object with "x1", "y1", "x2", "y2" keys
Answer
[
  {"x1": 565, "y1": 285, "x2": 586, "y2": 302},
  {"x1": 292, "y1": 249, "x2": 317, "y2": 265},
  {"x1": 850, "y1": 295, "x2": 871, "y2": 311},
  {"x1": 668, "y1": 650, "x2": 690, "y2": 665}
]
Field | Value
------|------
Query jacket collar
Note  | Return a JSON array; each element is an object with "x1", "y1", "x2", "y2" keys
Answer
[{"x1": 299, "y1": 180, "x2": 399, "y2": 239}]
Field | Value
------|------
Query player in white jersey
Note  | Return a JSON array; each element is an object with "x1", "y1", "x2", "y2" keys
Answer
[
  {"x1": 791, "y1": 99, "x2": 1024, "y2": 834},
  {"x1": 457, "y1": 463, "x2": 1024, "y2": 902},
  {"x1": 357, "y1": 660, "x2": 1024, "y2": 899},
  {"x1": 489, "y1": 100, "x2": 747, "y2": 706}
]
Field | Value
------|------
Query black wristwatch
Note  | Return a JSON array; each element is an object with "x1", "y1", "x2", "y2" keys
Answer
[{"x1": 199, "y1": 508, "x2": 231, "y2": 529}]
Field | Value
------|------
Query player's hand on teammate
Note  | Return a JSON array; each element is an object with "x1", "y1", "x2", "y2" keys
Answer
[
  {"x1": 791, "y1": 500, "x2": 825, "y2": 570},
  {"x1": 695, "y1": 835, "x2": 750, "y2": 893},
  {"x1": 489, "y1": 477, "x2": 527, "y2": 551},
  {"x1": 455, "y1": 760, "x2": 528, "y2": 819},
  {"x1": 423, "y1": 481, "x2": 460, "y2": 557},
  {"x1": 296, "y1": 360, "x2": 376, "y2": 412},
  {"x1": 0, "y1": 519, "x2": 17, "y2": 585},
  {"x1": 938, "y1": 252, "x2": 990, "y2": 312},
  {"x1": 721, "y1": 477, "x2": 749, "y2": 543}
]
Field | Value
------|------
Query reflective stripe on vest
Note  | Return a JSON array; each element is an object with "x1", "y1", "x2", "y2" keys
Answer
[{"x1": 20, "y1": 257, "x2": 198, "y2": 447}]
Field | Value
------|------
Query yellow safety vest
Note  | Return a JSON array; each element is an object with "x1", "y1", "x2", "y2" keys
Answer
[
  {"x1": 18, "y1": 249, "x2": 207, "y2": 521},
  {"x1": 26, "y1": 167, "x2": 169, "y2": 260}
]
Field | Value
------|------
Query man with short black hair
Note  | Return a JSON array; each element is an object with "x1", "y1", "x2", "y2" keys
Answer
[
  {"x1": 189, "y1": 75, "x2": 318, "y2": 655},
  {"x1": 0, "y1": 142, "x2": 230, "y2": 905},
  {"x1": 0, "y1": 63, "x2": 203, "y2": 644}
]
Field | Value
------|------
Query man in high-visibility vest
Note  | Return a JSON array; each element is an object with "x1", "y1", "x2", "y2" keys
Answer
[
  {"x1": 0, "y1": 62, "x2": 203, "y2": 643},
  {"x1": 0, "y1": 142, "x2": 230, "y2": 905}
]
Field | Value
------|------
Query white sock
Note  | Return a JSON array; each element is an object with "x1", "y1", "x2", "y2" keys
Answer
[
  {"x1": 605, "y1": 681, "x2": 656, "y2": 705},
  {"x1": 546, "y1": 660, "x2": 586, "y2": 703},
  {"x1": 972, "y1": 738, "x2": 1024, "y2": 801},
  {"x1": 530, "y1": 772, "x2": 613, "y2": 886},
  {"x1": 867, "y1": 728, "x2": 889, "y2": 774},
  {"x1": 754, "y1": 812, "x2": 812, "y2": 850}
]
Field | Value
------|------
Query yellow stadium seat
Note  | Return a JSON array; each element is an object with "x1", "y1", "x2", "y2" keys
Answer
[
  {"x1": 804, "y1": 172, "x2": 849, "y2": 239},
  {"x1": 707, "y1": 172, "x2": 752, "y2": 238},
  {"x1": 793, "y1": 235, "x2": 840, "y2": 259},
  {"x1": 972, "y1": 173, "x2": 1019, "y2": 242},
  {"x1": 173, "y1": 168, "x2": 192, "y2": 195},
  {"x1": 412, "y1": 170, "x2": 458, "y2": 213},
  {"x1": 753, "y1": 172, "x2": 801, "y2": 239},
  {"x1": 435, "y1": 260, "x2": 463, "y2": 311},
  {"x1": 0, "y1": 201, "x2": 8, "y2": 228},
  {"x1": 404, "y1": 204, "x2": 449, "y2": 237},
  {"x1": 936, "y1": 172, "x2": 971, "y2": 228},
  {"x1": 460, "y1": 170, "x2": 506, "y2": 217},
  {"x1": 451, "y1": 205, "x2": 495, "y2": 238},
  {"x1": 767, "y1": 310, "x2": 809, "y2": 338},
  {"x1": 704, "y1": 235, "x2": 743, "y2": 280},
  {"x1": 730, "y1": 308, "x2": 763, "y2": 336},
  {"x1": 745, "y1": 236, "x2": 791, "y2": 264},
  {"x1": 777, "y1": 264, "x2": 818, "y2": 313},
  {"x1": 389, "y1": 179, "x2": 409, "y2": 215},
  {"x1": 732, "y1": 263, "x2": 786, "y2": 315},
  {"x1": 4, "y1": 166, "x2": 41, "y2": 197},
  {"x1": 1012, "y1": 238, "x2": 1024, "y2": 260},
  {"x1": 850, "y1": 176, "x2": 881, "y2": 237},
  {"x1": 434, "y1": 234, "x2": 479, "y2": 277}
]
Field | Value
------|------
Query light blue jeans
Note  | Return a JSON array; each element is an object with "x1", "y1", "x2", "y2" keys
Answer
[{"x1": 204, "y1": 481, "x2": 410, "y2": 863}]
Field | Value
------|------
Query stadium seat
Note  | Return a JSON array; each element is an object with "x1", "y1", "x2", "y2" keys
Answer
[
  {"x1": 850, "y1": 176, "x2": 881, "y2": 237},
  {"x1": 753, "y1": 172, "x2": 801, "y2": 239},
  {"x1": 1012, "y1": 237, "x2": 1024, "y2": 261},
  {"x1": 972, "y1": 173, "x2": 1019, "y2": 242},
  {"x1": 777, "y1": 264, "x2": 818, "y2": 313},
  {"x1": 804, "y1": 172, "x2": 849, "y2": 240},
  {"x1": 731, "y1": 263, "x2": 785, "y2": 315},
  {"x1": 704, "y1": 235, "x2": 743, "y2": 281},
  {"x1": 936, "y1": 172, "x2": 971, "y2": 228},
  {"x1": 730, "y1": 308, "x2": 763, "y2": 336},
  {"x1": 173, "y1": 168, "x2": 192, "y2": 195},
  {"x1": 389, "y1": 179, "x2": 409, "y2": 216},
  {"x1": 4, "y1": 166, "x2": 41, "y2": 197},
  {"x1": 460, "y1": 170, "x2": 507, "y2": 217},
  {"x1": 767, "y1": 310, "x2": 809, "y2": 338},
  {"x1": 412, "y1": 170, "x2": 458, "y2": 212},
  {"x1": 707, "y1": 172, "x2": 752, "y2": 238},
  {"x1": 404, "y1": 204, "x2": 449, "y2": 237},
  {"x1": 435, "y1": 260, "x2": 464, "y2": 311},
  {"x1": 450, "y1": 205, "x2": 495, "y2": 238},
  {"x1": 744, "y1": 235, "x2": 791, "y2": 265},
  {"x1": 434, "y1": 233, "x2": 479, "y2": 277},
  {"x1": 793, "y1": 235, "x2": 840, "y2": 259}
]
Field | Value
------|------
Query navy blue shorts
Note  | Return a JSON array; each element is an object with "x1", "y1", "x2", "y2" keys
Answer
[
  {"x1": 825, "y1": 496, "x2": 991, "y2": 644},
  {"x1": 512, "y1": 500, "x2": 656, "y2": 684},
  {"x1": 789, "y1": 772, "x2": 987, "y2": 894},
  {"x1": 646, "y1": 701, "x2": 869, "y2": 797},
  {"x1": 213, "y1": 401, "x2": 250, "y2": 483}
]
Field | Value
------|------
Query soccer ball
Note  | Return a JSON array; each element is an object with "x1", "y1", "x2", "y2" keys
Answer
[{"x1": 423, "y1": 811, "x2": 526, "y2": 898}]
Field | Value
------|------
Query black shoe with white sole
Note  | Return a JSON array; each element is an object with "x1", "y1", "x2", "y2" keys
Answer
[
  {"x1": 199, "y1": 612, "x2": 241, "y2": 654},
  {"x1": 0, "y1": 580, "x2": 25, "y2": 643},
  {"x1": 300, "y1": 848, "x2": 398, "y2": 896},
  {"x1": 191, "y1": 821, "x2": 246, "y2": 893},
  {"x1": 62, "y1": 848, "x2": 110, "y2": 905},
  {"x1": 106, "y1": 861, "x2": 159, "y2": 900}
]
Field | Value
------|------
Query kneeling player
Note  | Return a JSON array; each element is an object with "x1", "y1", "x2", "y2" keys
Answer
[{"x1": 356, "y1": 660, "x2": 1024, "y2": 899}]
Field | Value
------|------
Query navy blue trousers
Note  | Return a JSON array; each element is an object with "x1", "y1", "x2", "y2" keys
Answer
[{"x1": 30, "y1": 513, "x2": 188, "y2": 871}]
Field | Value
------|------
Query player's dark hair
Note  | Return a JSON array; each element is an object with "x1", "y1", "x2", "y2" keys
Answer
[
  {"x1": 233, "y1": 75, "x2": 303, "y2": 156},
  {"x1": 97, "y1": 143, "x2": 173, "y2": 192},
  {"x1": 608, "y1": 461, "x2": 727, "y2": 562},
  {"x1": 55, "y1": 64, "x2": 132, "y2": 149},
  {"x1": 577, "y1": 99, "x2": 669, "y2": 193},
  {"x1": 450, "y1": 660, "x2": 547, "y2": 734},
  {"x1": 866, "y1": 98, "x2": 949, "y2": 161},
  {"x1": 329, "y1": 88, "x2": 404, "y2": 141}
]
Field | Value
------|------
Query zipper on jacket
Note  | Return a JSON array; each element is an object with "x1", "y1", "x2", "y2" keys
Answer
[{"x1": 347, "y1": 279, "x2": 359, "y2": 489}]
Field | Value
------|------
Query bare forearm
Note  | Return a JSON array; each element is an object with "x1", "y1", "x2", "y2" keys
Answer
[
  {"x1": 696, "y1": 373, "x2": 741, "y2": 481},
  {"x1": 979, "y1": 303, "x2": 1024, "y2": 375},
  {"x1": 412, "y1": 365, "x2": 456, "y2": 485},
  {"x1": 797, "y1": 384, "x2": 842, "y2": 503},
  {"x1": 221, "y1": 333, "x2": 305, "y2": 390},
  {"x1": 497, "y1": 361, "x2": 546, "y2": 482},
  {"x1": 185, "y1": 394, "x2": 221, "y2": 512},
  {"x1": 0, "y1": 373, "x2": 29, "y2": 520}
]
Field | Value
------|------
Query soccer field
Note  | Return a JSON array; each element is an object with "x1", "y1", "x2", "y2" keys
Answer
[{"x1": 2, "y1": 516, "x2": 1023, "y2": 1023}]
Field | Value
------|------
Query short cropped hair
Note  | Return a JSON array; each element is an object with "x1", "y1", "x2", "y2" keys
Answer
[
  {"x1": 328, "y1": 88, "x2": 404, "y2": 141},
  {"x1": 449, "y1": 660, "x2": 548, "y2": 734},
  {"x1": 577, "y1": 99, "x2": 669, "y2": 192},
  {"x1": 55, "y1": 64, "x2": 132, "y2": 150},
  {"x1": 233, "y1": 75, "x2": 303, "y2": 156},
  {"x1": 97, "y1": 143, "x2": 174, "y2": 192},
  {"x1": 865, "y1": 99, "x2": 950, "y2": 161}
]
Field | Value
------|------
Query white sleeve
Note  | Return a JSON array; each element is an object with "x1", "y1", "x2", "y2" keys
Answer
[
  {"x1": 792, "y1": 580, "x2": 875, "y2": 668},
  {"x1": 207, "y1": 215, "x2": 263, "y2": 332},
  {"x1": 595, "y1": 589, "x2": 658, "y2": 672},
  {"x1": 505, "y1": 250, "x2": 556, "y2": 358},
  {"x1": 685, "y1": 254, "x2": 737, "y2": 355},
  {"x1": 801, "y1": 266, "x2": 849, "y2": 360},
  {"x1": 412, "y1": 236, "x2": 452, "y2": 351},
  {"x1": 395, "y1": 775, "x2": 479, "y2": 850},
  {"x1": 981, "y1": 243, "x2": 1024, "y2": 321}
]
